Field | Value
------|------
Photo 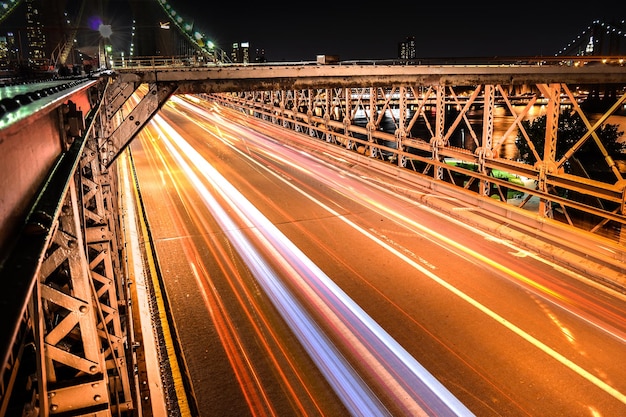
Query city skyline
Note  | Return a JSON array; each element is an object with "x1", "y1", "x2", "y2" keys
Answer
[
  {"x1": 0, "y1": 0, "x2": 624, "y2": 66},
  {"x1": 162, "y1": 0, "x2": 625, "y2": 61}
]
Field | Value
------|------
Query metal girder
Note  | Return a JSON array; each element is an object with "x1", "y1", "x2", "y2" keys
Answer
[
  {"x1": 102, "y1": 82, "x2": 177, "y2": 168},
  {"x1": 80, "y1": 135, "x2": 133, "y2": 414},
  {"x1": 209, "y1": 75, "x2": 626, "y2": 246},
  {"x1": 536, "y1": 83, "x2": 561, "y2": 218},
  {"x1": 37, "y1": 178, "x2": 107, "y2": 415},
  {"x1": 479, "y1": 84, "x2": 495, "y2": 197},
  {"x1": 113, "y1": 63, "x2": 626, "y2": 93},
  {"x1": 0, "y1": 81, "x2": 136, "y2": 415},
  {"x1": 432, "y1": 85, "x2": 446, "y2": 180},
  {"x1": 104, "y1": 77, "x2": 140, "y2": 122}
]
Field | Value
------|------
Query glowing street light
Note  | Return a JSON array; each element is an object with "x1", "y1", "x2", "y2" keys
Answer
[
  {"x1": 98, "y1": 24, "x2": 112, "y2": 39},
  {"x1": 97, "y1": 23, "x2": 113, "y2": 69}
]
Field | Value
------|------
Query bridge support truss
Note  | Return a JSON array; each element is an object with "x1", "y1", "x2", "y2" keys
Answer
[
  {"x1": 208, "y1": 78, "x2": 626, "y2": 253},
  {"x1": 0, "y1": 77, "x2": 156, "y2": 416}
]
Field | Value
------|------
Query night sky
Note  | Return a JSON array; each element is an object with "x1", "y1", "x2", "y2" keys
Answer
[
  {"x1": 136, "y1": 0, "x2": 623, "y2": 61},
  {"x1": 2, "y1": 0, "x2": 624, "y2": 62}
]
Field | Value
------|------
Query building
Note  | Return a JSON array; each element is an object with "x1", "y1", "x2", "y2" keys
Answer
[
  {"x1": 255, "y1": 48, "x2": 266, "y2": 63},
  {"x1": 231, "y1": 41, "x2": 250, "y2": 63},
  {"x1": 0, "y1": 36, "x2": 7, "y2": 66},
  {"x1": 398, "y1": 36, "x2": 416, "y2": 60},
  {"x1": 25, "y1": 0, "x2": 47, "y2": 67}
]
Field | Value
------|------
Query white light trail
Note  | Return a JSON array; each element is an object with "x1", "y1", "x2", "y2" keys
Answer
[
  {"x1": 149, "y1": 113, "x2": 474, "y2": 416},
  {"x1": 166, "y1": 96, "x2": 626, "y2": 407}
]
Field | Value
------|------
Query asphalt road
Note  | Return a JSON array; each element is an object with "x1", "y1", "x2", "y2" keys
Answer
[{"x1": 128, "y1": 94, "x2": 626, "y2": 417}]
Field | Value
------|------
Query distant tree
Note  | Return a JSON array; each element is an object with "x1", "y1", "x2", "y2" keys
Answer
[{"x1": 515, "y1": 111, "x2": 625, "y2": 175}]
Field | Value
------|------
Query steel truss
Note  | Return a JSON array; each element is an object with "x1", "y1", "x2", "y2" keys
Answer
[
  {"x1": 0, "y1": 82, "x2": 136, "y2": 416},
  {"x1": 209, "y1": 81, "x2": 626, "y2": 247}
]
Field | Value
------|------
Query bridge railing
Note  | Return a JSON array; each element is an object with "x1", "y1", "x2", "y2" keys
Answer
[
  {"x1": 110, "y1": 55, "x2": 626, "y2": 71},
  {"x1": 111, "y1": 54, "x2": 241, "y2": 69},
  {"x1": 203, "y1": 78, "x2": 626, "y2": 276}
]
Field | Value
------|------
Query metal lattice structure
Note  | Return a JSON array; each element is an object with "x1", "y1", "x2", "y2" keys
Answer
[
  {"x1": 111, "y1": 61, "x2": 624, "y2": 253},
  {"x1": 0, "y1": 79, "x2": 137, "y2": 417},
  {"x1": 210, "y1": 79, "x2": 626, "y2": 246}
]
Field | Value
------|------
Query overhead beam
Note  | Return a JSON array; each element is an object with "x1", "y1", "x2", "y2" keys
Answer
[
  {"x1": 102, "y1": 82, "x2": 178, "y2": 168},
  {"x1": 112, "y1": 64, "x2": 626, "y2": 94}
]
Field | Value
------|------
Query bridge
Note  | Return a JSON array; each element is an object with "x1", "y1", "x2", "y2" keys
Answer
[
  {"x1": 1, "y1": 2, "x2": 626, "y2": 416},
  {"x1": 1, "y1": 58, "x2": 625, "y2": 416}
]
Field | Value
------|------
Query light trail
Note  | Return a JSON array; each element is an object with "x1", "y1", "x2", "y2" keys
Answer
[
  {"x1": 132, "y1": 91, "x2": 324, "y2": 416},
  {"x1": 134, "y1": 128, "x2": 279, "y2": 415},
  {"x1": 149, "y1": 113, "x2": 474, "y2": 416},
  {"x1": 165, "y1": 96, "x2": 626, "y2": 407},
  {"x1": 242, "y1": 148, "x2": 626, "y2": 406},
  {"x1": 173, "y1": 95, "x2": 626, "y2": 343},
  {"x1": 146, "y1": 129, "x2": 327, "y2": 416}
]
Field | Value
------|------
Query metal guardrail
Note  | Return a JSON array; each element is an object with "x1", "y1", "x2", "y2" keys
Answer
[
  {"x1": 205, "y1": 77, "x2": 626, "y2": 262},
  {"x1": 109, "y1": 54, "x2": 626, "y2": 69}
]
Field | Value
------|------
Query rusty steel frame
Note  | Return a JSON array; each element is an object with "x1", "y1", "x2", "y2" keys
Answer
[
  {"x1": 208, "y1": 79, "x2": 626, "y2": 246},
  {"x1": 0, "y1": 80, "x2": 136, "y2": 416}
]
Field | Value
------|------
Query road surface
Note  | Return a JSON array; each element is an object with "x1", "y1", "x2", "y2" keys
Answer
[{"x1": 126, "y1": 93, "x2": 626, "y2": 416}]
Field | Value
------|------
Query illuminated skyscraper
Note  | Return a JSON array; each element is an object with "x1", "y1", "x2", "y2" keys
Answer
[
  {"x1": 255, "y1": 48, "x2": 266, "y2": 63},
  {"x1": 25, "y1": 0, "x2": 46, "y2": 66},
  {"x1": 398, "y1": 36, "x2": 416, "y2": 60},
  {"x1": 231, "y1": 41, "x2": 250, "y2": 63},
  {"x1": 0, "y1": 36, "x2": 7, "y2": 65}
]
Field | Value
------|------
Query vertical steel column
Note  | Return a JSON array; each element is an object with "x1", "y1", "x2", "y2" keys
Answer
[
  {"x1": 37, "y1": 179, "x2": 109, "y2": 415},
  {"x1": 270, "y1": 91, "x2": 277, "y2": 124},
  {"x1": 431, "y1": 85, "x2": 446, "y2": 180},
  {"x1": 343, "y1": 87, "x2": 353, "y2": 150},
  {"x1": 323, "y1": 88, "x2": 331, "y2": 141},
  {"x1": 81, "y1": 134, "x2": 133, "y2": 413},
  {"x1": 395, "y1": 86, "x2": 408, "y2": 167},
  {"x1": 538, "y1": 83, "x2": 561, "y2": 218},
  {"x1": 306, "y1": 89, "x2": 314, "y2": 131},
  {"x1": 478, "y1": 84, "x2": 495, "y2": 197},
  {"x1": 366, "y1": 87, "x2": 378, "y2": 158}
]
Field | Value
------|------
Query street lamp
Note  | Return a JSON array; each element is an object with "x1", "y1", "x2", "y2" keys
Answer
[{"x1": 98, "y1": 24, "x2": 112, "y2": 69}]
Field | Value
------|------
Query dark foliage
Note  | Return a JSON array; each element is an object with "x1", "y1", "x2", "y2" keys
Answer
[{"x1": 515, "y1": 111, "x2": 625, "y2": 173}]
